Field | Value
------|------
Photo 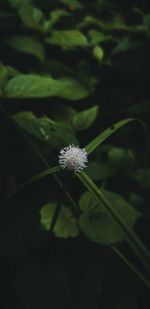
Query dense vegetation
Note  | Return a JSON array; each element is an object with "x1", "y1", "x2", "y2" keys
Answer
[{"x1": 0, "y1": 0, "x2": 150, "y2": 308}]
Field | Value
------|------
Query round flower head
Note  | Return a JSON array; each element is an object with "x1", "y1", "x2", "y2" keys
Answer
[{"x1": 58, "y1": 144, "x2": 88, "y2": 172}]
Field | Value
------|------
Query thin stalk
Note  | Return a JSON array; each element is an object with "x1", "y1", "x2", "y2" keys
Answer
[
  {"x1": 77, "y1": 172, "x2": 150, "y2": 276},
  {"x1": 49, "y1": 201, "x2": 62, "y2": 233},
  {"x1": 0, "y1": 166, "x2": 61, "y2": 207},
  {"x1": 111, "y1": 245, "x2": 150, "y2": 290}
]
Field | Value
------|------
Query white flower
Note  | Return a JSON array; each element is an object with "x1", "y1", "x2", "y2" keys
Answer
[{"x1": 58, "y1": 144, "x2": 88, "y2": 172}]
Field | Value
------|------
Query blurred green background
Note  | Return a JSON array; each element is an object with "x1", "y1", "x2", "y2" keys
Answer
[{"x1": 0, "y1": 0, "x2": 150, "y2": 308}]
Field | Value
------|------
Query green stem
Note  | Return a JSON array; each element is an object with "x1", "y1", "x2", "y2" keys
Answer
[
  {"x1": 111, "y1": 245, "x2": 150, "y2": 290},
  {"x1": 49, "y1": 201, "x2": 62, "y2": 233},
  {"x1": 77, "y1": 172, "x2": 150, "y2": 276}
]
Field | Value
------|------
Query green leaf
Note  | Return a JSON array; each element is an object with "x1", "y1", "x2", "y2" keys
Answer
[
  {"x1": 4, "y1": 74, "x2": 89, "y2": 100},
  {"x1": 72, "y1": 106, "x2": 98, "y2": 131},
  {"x1": 143, "y1": 15, "x2": 150, "y2": 36},
  {"x1": 79, "y1": 190, "x2": 141, "y2": 244},
  {"x1": 86, "y1": 161, "x2": 114, "y2": 181},
  {"x1": 92, "y1": 45, "x2": 104, "y2": 61},
  {"x1": 108, "y1": 147, "x2": 135, "y2": 171},
  {"x1": 88, "y1": 30, "x2": 113, "y2": 45},
  {"x1": 43, "y1": 9, "x2": 70, "y2": 32},
  {"x1": 46, "y1": 30, "x2": 88, "y2": 50},
  {"x1": 111, "y1": 37, "x2": 142, "y2": 56},
  {"x1": 13, "y1": 111, "x2": 78, "y2": 148},
  {"x1": 5, "y1": 36, "x2": 45, "y2": 61},
  {"x1": 133, "y1": 168, "x2": 150, "y2": 189},
  {"x1": 40, "y1": 203, "x2": 79, "y2": 238},
  {"x1": 0, "y1": 64, "x2": 18, "y2": 95},
  {"x1": 85, "y1": 119, "x2": 135, "y2": 155},
  {"x1": 51, "y1": 105, "x2": 77, "y2": 124},
  {"x1": 18, "y1": 5, "x2": 44, "y2": 30}
]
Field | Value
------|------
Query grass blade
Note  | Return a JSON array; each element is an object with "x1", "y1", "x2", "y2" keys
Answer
[{"x1": 85, "y1": 118, "x2": 141, "y2": 155}]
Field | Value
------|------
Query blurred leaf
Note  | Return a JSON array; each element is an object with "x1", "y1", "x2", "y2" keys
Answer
[
  {"x1": 92, "y1": 46, "x2": 104, "y2": 61},
  {"x1": 127, "y1": 101, "x2": 150, "y2": 119},
  {"x1": 42, "y1": 60, "x2": 73, "y2": 77},
  {"x1": 133, "y1": 168, "x2": 150, "y2": 189},
  {"x1": 50, "y1": 9, "x2": 69, "y2": 21},
  {"x1": 128, "y1": 193, "x2": 143, "y2": 209},
  {"x1": 143, "y1": 15, "x2": 150, "y2": 36},
  {"x1": 51, "y1": 105, "x2": 77, "y2": 124},
  {"x1": 88, "y1": 30, "x2": 113, "y2": 45},
  {"x1": 4, "y1": 74, "x2": 90, "y2": 100},
  {"x1": 43, "y1": 9, "x2": 70, "y2": 32},
  {"x1": 111, "y1": 37, "x2": 142, "y2": 56},
  {"x1": 18, "y1": 4, "x2": 44, "y2": 30},
  {"x1": 75, "y1": 61, "x2": 97, "y2": 94},
  {"x1": 40, "y1": 203, "x2": 79, "y2": 238},
  {"x1": 0, "y1": 64, "x2": 18, "y2": 94},
  {"x1": 79, "y1": 190, "x2": 141, "y2": 244},
  {"x1": 108, "y1": 147, "x2": 135, "y2": 171},
  {"x1": 5, "y1": 36, "x2": 45, "y2": 61},
  {"x1": 46, "y1": 30, "x2": 88, "y2": 50},
  {"x1": 72, "y1": 106, "x2": 98, "y2": 131},
  {"x1": 13, "y1": 111, "x2": 78, "y2": 148},
  {"x1": 86, "y1": 161, "x2": 114, "y2": 181}
]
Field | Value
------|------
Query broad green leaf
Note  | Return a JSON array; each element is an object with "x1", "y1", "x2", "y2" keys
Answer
[
  {"x1": 18, "y1": 5, "x2": 44, "y2": 30},
  {"x1": 88, "y1": 30, "x2": 113, "y2": 45},
  {"x1": 46, "y1": 30, "x2": 88, "y2": 50},
  {"x1": 4, "y1": 74, "x2": 89, "y2": 100},
  {"x1": 5, "y1": 36, "x2": 45, "y2": 61},
  {"x1": 92, "y1": 46, "x2": 104, "y2": 61},
  {"x1": 79, "y1": 190, "x2": 141, "y2": 244},
  {"x1": 0, "y1": 64, "x2": 18, "y2": 95},
  {"x1": 133, "y1": 168, "x2": 150, "y2": 189},
  {"x1": 86, "y1": 161, "x2": 114, "y2": 181},
  {"x1": 49, "y1": 9, "x2": 69, "y2": 26},
  {"x1": 13, "y1": 111, "x2": 78, "y2": 147},
  {"x1": 85, "y1": 119, "x2": 135, "y2": 155},
  {"x1": 72, "y1": 106, "x2": 98, "y2": 131},
  {"x1": 40, "y1": 203, "x2": 79, "y2": 238},
  {"x1": 43, "y1": 9, "x2": 70, "y2": 32}
]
